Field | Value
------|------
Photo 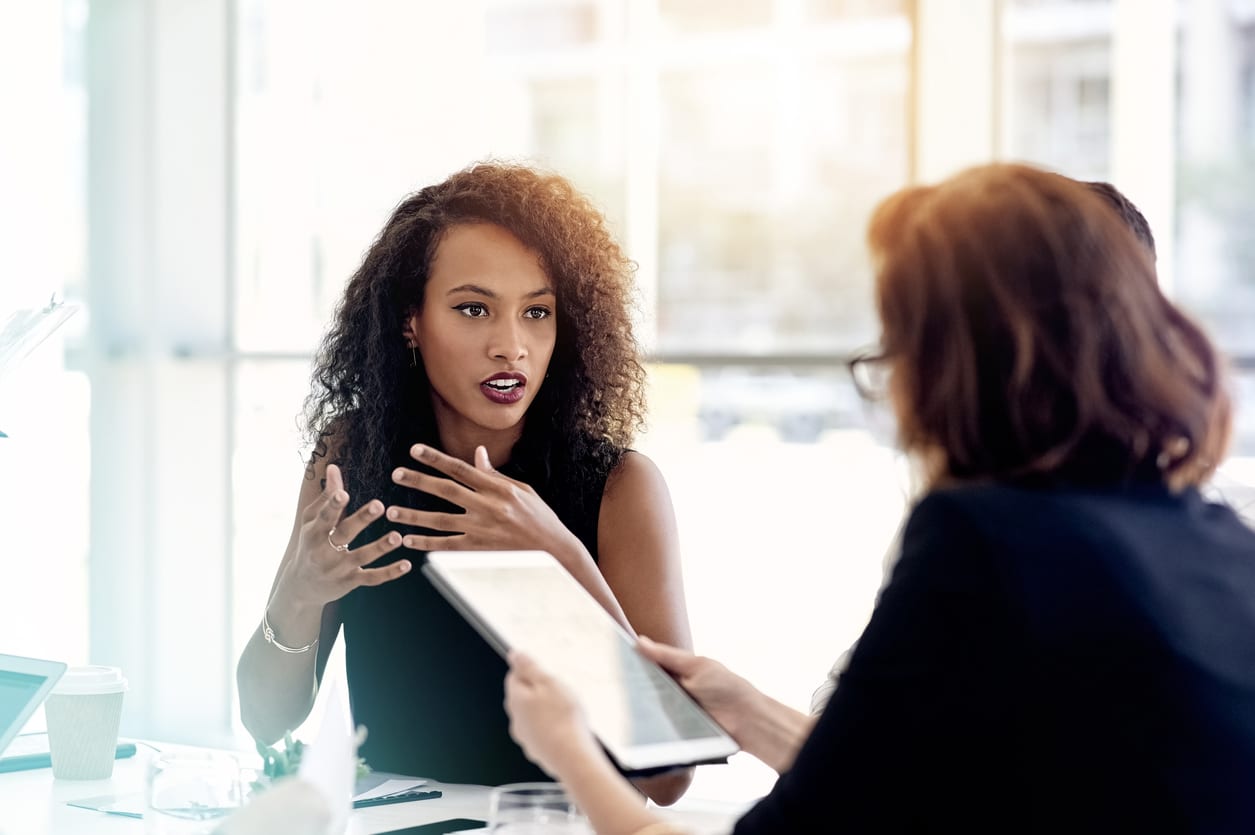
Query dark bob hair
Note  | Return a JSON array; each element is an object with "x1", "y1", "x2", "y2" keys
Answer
[{"x1": 867, "y1": 163, "x2": 1230, "y2": 490}]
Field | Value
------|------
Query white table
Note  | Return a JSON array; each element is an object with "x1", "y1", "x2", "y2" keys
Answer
[{"x1": 0, "y1": 743, "x2": 741, "y2": 834}]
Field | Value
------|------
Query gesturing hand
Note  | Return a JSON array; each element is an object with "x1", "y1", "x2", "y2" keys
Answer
[
  {"x1": 387, "y1": 444, "x2": 580, "y2": 557},
  {"x1": 283, "y1": 463, "x2": 410, "y2": 608}
]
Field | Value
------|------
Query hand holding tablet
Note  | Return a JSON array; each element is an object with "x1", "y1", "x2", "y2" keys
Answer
[{"x1": 422, "y1": 551, "x2": 738, "y2": 773}]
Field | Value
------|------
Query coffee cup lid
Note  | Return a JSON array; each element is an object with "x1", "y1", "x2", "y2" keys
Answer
[{"x1": 51, "y1": 665, "x2": 128, "y2": 695}]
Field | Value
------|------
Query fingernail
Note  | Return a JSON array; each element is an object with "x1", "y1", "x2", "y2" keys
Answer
[
  {"x1": 387, "y1": 532, "x2": 401, "y2": 545},
  {"x1": 386, "y1": 507, "x2": 399, "y2": 520},
  {"x1": 398, "y1": 560, "x2": 411, "y2": 573},
  {"x1": 334, "y1": 491, "x2": 347, "y2": 504},
  {"x1": 392, "y1": 468, "x2": 405, "y2": 482},
  {"x1": 401, "y1": 536, "x2": 413, "y2": 548},
  {"x1": 412, "y1": 444, "x2": 426, "y2": 458},
  {"x1": 368, "y1": 501, "x2": 382, "y2": 515}
]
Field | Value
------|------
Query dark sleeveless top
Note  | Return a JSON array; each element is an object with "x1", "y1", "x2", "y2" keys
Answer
[{"x1": 338, "y1": 438, "x2": 611, "y2": 784}]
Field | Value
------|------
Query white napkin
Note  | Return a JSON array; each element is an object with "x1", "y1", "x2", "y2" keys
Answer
[
  {"x1": 297, "y1": 667, "x2": 357, "y2": 834},
  {"x1": 214, "y1": 778, "x2": 331, "y2": 835}
]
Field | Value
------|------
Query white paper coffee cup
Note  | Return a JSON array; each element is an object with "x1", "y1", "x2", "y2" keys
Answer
[{"x1": 45, "y1": 666, "x2": 127, "y2": 780}]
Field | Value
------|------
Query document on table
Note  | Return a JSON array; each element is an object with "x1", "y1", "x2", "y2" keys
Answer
[
  {"x1": 65, "y1": 794, "x2": 144, "y2": 819},
  {"x1": 353, "y1": 778, "x2": 429, "y2": 802}
]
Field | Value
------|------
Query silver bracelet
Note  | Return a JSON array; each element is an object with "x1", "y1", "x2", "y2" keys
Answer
[{"x1": 261, "y1": 608, "x2": 318, "y2": 654}]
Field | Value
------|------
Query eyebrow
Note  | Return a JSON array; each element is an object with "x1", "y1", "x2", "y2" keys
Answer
[{"x1": 445, "y1": 283, "x2": 555, "y2": 299}]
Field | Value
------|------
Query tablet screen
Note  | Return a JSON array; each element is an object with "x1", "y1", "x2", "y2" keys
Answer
[
  {"x1": 0, "y1": 671, "x2": 46, "y2": 724},
  {"x1": 0, "y1": 654, "x2": 67, "y2": 755},
  {"x1": 423, "y1": 551, "x2": 738, "y2": 772}
]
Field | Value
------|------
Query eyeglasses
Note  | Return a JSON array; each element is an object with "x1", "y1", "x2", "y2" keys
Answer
[{"x1": 846, "y1": 348, "x2": 892, "y2": 401}]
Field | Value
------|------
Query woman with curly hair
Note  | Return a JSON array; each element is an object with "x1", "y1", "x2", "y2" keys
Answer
[{"x1": 237, "y1": 162, "x2": 694, "y2": 802}]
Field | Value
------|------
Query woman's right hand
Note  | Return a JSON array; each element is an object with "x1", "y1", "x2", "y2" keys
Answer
[
  {"x1": 639, "y1": 636, "x2": 815, "y2": 773},
  {"x1": 277, "y1": 463, "x2": 410, "y2": 608},
  {"x1": 637, "y1": 635, "x2": 761, "y2": 740}
]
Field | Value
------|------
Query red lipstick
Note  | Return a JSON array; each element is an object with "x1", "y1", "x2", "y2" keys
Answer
[{"x1": 481, "y1": 371, "x2": 527, "y2": 405}]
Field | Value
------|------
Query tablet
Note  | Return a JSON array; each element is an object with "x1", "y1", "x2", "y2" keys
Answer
[
  {"x1": 423, "y1": 550, "x2": 738, "y2": 773},
  {"x1": 0, "y1": 654, "x2": 67, "y2": 756}
]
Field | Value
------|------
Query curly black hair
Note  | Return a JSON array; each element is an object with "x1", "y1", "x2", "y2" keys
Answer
[{"x1": 303, "y1": 161, "x2": 648, "y2": 515}]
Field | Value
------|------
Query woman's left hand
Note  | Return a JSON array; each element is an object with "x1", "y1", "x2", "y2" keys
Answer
[
  {"x1": 504, "y1": 651, "x2": 600, "y2": 776},
  {"x1": 388, "y1": 444, "x2": 581, "y2": 557}
]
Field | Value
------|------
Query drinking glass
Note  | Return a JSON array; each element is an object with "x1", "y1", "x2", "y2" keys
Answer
[
  {"x1": 488, "y1": 782, "x2": 590, "y2": 833},
  {"x1": 145, "y1": 750, "x2": 242, "y2": 834}
]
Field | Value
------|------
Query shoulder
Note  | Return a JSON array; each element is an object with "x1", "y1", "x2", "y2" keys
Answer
[
  {"x1": 901, "y1": 486, "x2": 993, "y2": 544},
  {"x1": 914, "y1": 480, "x2": 1213, "y2": 544},
  {"x1": 598, "y1": 451, "x2": 676, "y2": 534},
  {"x1": 899, "y1": 482, "x2": 1217, "y2": 593},
  {"x1": 913, "y1": 481, "x2": 1035, "y2": 512},
  {"x1": 890, "y1": 485, "x2": 1029, "y2": 598},
  {"x1": 607, "y1": 448, "x2": 662, "y2": 483},
  {"x1": 906, "y1": 482, "x2": 1076, "y2": 542},
  {"x1": 603, "y1": 450, "x2": 671, "y2": 503}
]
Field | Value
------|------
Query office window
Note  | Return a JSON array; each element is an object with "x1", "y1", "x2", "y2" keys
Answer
[
  {"x1": 655, "y1": 12, "x2": 908, "y2": 353},
  {"x1": 0, "y1": 0, "x2": 89, "y2": 670},
  {"x1": 658, "y1": 66, "x2": 776, "y2": 350},
  {"x1": 1176, "y1": 0, "x2": 1255, "y2": 479},
  {"x1": 1004, "y1": 0, "x2": 1113, "y2": 180},
  {"x1": 809, "y1": 0, "x2": 909, "y2": 19},
  {"x1": 659, "y1": 0, "x2": 773, "y2": 33},
  {"x1": 229, "y1": 360, "x2": 313, "y2": 677},
  {"x1": 486, "y1": 0, "x2": 603, "y2": 53},
  {"x1": 514, "y1": 75, "x2": 629, "y2": 233},
  {"x1": 1176, "y1": 0, "x2": 1255, "y2": 359}
]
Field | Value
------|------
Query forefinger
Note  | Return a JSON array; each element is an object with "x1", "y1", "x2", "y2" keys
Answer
[
  {"x1": 391, "y1": 468, "x2": 475, "y2": 509},
  {"x1": 301, "y1": 462, "x2": 345, "y2": 523},
  {"x1": 328, "y1": 498, "x2": 386, "y2": 552},
  {"x1": 504, "y1": 669, "x2": 526, "y2": 711},
  {"x1": 508, "y1": 651, "x2": 544, "y2": 682},
  {"x1": 409, "y1": 444, "x2": 494, "y2": 490},
  {"x1": 636, "y1": 635, "x2": 693, "y2": 672},
  {"x1": 325, "y1": 463, "x2": 344, "y2": 491},
  {"x1": 314, "y1": 484, "x2": 349, "y2": 530},
  {"x1": 508, "y1": 650, "x2": 531, "y2": 672},
  {"x1": 355, "y1": 556, "x2": 412, "y2": 588}
]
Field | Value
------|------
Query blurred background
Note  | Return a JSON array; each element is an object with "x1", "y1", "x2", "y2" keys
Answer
[{"x1": 2, "y1": 0, "x2": 1253, "y2": 804}]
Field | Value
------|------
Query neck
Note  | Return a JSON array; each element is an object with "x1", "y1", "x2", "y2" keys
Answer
[{"x1": 430, "y1": 407, "x2": 523, "y2": 468}]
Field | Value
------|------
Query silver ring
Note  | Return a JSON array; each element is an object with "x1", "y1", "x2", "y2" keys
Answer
[{"x1": 327, "y1": 528, "x2": 350, "y2": 553}]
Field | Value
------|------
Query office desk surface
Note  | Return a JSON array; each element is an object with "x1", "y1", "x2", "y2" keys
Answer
[{"x1": 0, "y1": 743, "x2": 741, "y2": 834}]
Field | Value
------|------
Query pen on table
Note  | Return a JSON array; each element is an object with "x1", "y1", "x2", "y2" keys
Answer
[
  {"x1": 65, "y1": 805, "x2": 143, "y2": 820},
  {"x1": 352, "y1": 789, "x2": 443, "y2": 808}
]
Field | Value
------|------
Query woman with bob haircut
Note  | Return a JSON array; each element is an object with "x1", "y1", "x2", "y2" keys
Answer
[
  {"x1": 502, "y1": 163, "x2": 1255, "y2": 833},
  {"x1": 236, "y1": 162, "x2": 694, "y2": 802}
]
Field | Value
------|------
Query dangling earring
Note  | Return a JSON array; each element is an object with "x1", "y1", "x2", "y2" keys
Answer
[{"x1": 410, "y1": 346, "x2": 418, "y2": 368}]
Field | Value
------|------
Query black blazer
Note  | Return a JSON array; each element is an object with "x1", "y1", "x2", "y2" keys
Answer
[{"x1": 737, "y1": 481, "x2": 1255, "y2": 834}]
